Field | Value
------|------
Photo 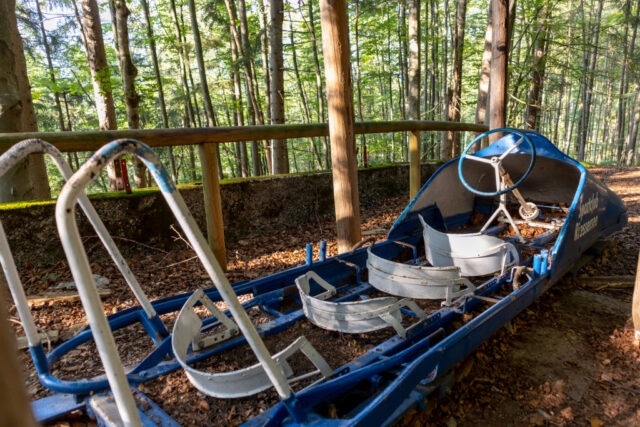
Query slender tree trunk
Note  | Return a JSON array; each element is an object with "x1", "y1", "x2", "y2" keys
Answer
[
  {"x1": 140, "y1": 0, "x2": 177, "y2": 180},
  {"x1": 489, "y1": 0, "x2": 508, "y2": 143},
  {"x1": 622, "y1": 0, "x2": 640, "y2": 164},
  {"x1": 429, "y1": 0, "x2": 439, "y2": 157},
  {"x1": 576, "y1": 0, "x2": 604, "y2": 161},
  {"x1": 270, "y1": 0, "x2": 287, "y2": 174},
  {"x1": 35, "y1": 0, "x2": 65, "y2": 132},
  {"x1": 624, "y1": 89, "x2": 640, "y2": 165},
  {"x1": 81, "y1": 0, "x2": 120, "y2": 190},
  {"x1": 524, "y1": 4, "x2": 549, "y2": 131},
  {"x1": 188, "y1": 0, "x2": 216, "y2": 128},
  {"x1": 302, "y1": 0, "x2": 329, "y2": 168},
  {"x1": 238, "y1": 0, "x2": 263, "y2": 176},
  {"x1": 111, "y1": 0, "x2": 147, "y2": 188},
  {"x1": 354, "y1": 0, "x2": 366, "y2": 166},
  {"x1": 408, "y1": 0, "x2": 420, "y2": 123},
  {"x1": 229, "y1": 34, "x2": 249, "y2": 177},
  {"x1": 289, "y1": 10, "x2": 323, "y2": 170},
  {"x1": 443, "y1": 0, "x2": 466, "y2": 160},
  {"x1": 616, "y1": 0, "x2": 635, "y2": 162},
  {"x1": 257, "y1": 0, "x2": 273, "y2": 173},
  {"x1": 169, "y1": 0, "x2": 196, "y2": 130},
  {"x1": 475, "y1": 3, "x2": 492, "y2": 144},
  {"x1": 385, "y1": 1, "x2": 396, "y2": 162}
]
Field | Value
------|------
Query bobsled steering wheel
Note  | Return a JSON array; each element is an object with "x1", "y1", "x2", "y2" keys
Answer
[
  {"x1": 458, "y1": 128, "x2": 536, "y2": 197},
  {"x1": 458, "y1": 128, "x2": 539, "y2": 241}
]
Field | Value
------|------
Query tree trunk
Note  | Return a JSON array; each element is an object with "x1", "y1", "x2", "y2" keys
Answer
[
  {"x1": 385, "y1": 1, "x2": 396, "y2": 162},
  {"x1": 0, "y1": 0, "x2": 51, "y2": 202},
  {"x1": 188, "y1": 0, "x2": 216, "y2": 128},
  {"x1": 408, "y1": 0, "x2": 420, "y2": 123},
  {"x1": 35, "y1": 0, "x2": 65, "y2": 132},
  {"x1": 229, "y1": 34, "x2": 249, "y2": 177},
  {"x1": 624, "y1": 89, "x2": 640, "y2": 165},
  {"x1": 474, "y1": 3, "x2": 492, "y2": 144},
  {"x1": 82, "y1": 0, "x2": 120, "y2": 190},
  {"x1": 140, "y1": 0, "x2": 177, "y2": 180},
  {"x1": 576, "y1": 0, "x2": 604, "y2": 161},
  {"x1": 270, "y1": 0, "x2": 287, "y2": 174},
  {"x1": 443, "y1": 0, "x2": 467, "y2": 160},
  {"x1": 169, "y1": 0, "x2": 197, "y2": 130},
  {"x1": 429, "y1": 0, "x2": 439, "y2": 157},
  {"x1": 622, "y1": 0, "x2": 640, "y2": 164},
  {"x1": 524, "y1": 4, "x2": 549, "y2": 131},
  {"x1": 238, "y1": 0, "x2": 263, "y2": 176},
  {"x1": 489, "y1": 0, "x2": 508, "y2": 143},
  {"x1": 408, "y1": 0, "x2": 421, "y2": 196},
  {"x1": 289, "y1": 10, "x2": 323, "y2": 170},
  {"x1": 257, "y1": 0, "x2": 273, "y2": 173},
  {"x1": 301, "y1": 0, "x2": 329, "y2": 169},
  {"x1": 319, "y1": 0, "x2": 361, "y2": 253},
  {"x1": 111, "y1": 0, "x2": 147, "y2": 188},
  {"x1": 354, "y1": 0, "x2": 366, "y2": 167},
  {"x1": 616, "y1": 0, "x2": 637, "y2": 162}
]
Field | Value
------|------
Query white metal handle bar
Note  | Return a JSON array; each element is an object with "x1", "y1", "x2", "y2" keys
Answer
[
  {"x1": 56, "y1": 139, "x2": 292, "y2": 425},
  {"x1": 0, "y1": 139, "x2": 155, "y2": 351}
]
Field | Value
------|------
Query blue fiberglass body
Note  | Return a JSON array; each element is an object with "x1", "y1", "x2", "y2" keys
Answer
[
  {"x1": 29, "y1": 132, "x2": 626, "y2": 425},
  {"x1": 244, "y1": 132, "x2": 627, "y2": 426}
]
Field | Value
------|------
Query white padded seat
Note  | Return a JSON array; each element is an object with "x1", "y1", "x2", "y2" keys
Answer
[
  {"x1": 295, "y1": 271, "x2": 427, "y2": 338},
  {"x1": 419, "y1": 214, "x2": 519, "y2": 276}
]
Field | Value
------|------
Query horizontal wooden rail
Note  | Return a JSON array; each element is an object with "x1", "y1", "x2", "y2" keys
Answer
[
  {"x1": 0, "y1": 120, "x2": 488, "y2": 271},
  {"x1": 0, "y1": 120, "x2": 489, "y2": 153}
]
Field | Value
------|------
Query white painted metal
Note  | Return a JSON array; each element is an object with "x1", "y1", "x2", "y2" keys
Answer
[
  {"x1": 187, "y1": 290, "x2": 239, "y2": 352},
  {"x1": 0, "y1": 140, "x2": 155, "y2": 352},
  {"x1": 295, "y1": 271, "x2": 427, "y2": 337},
  {"x1": 89, "y1": 395, "x2": 124, "y2": 426},
  {"x1": 172, "y1": 289, "x2": 332, "y2": 398},
  {"x1": 366, "y1": 248, "x2": 475, "y2": 305},
  {"x1": 464, "y1": 146, "x2": 540, "y2": 242},
  {"x1": 419, "y1": 215, "x2": 519, "y2": 277},
  {"x1": 56, "y1": 139, "x2": 301, "y2": 423}
]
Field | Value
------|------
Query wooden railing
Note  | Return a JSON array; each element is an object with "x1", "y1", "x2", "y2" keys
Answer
[{"x1": 0, "y1": 120, "x2": 488, "y2": 270}]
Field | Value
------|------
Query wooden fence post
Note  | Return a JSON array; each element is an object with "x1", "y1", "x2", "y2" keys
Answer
[
  {"x1": 0, "y1": 288, "x2": 37, "y2": 426},
  {"x1": 320, "y1": 0, "x2": 361, "y2": 253},
  {"x1": 409, "y1": 130, "x2": 421, "y2": 198},
  {"x1": 633, "y1": 249, "x2": 640, "y2": 343},
  {"x1": 198, "y1": 143, "x2": 227, "y2": 271}
]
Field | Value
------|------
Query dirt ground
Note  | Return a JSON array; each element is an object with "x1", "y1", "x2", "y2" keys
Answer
[{"x1": 8, "y1": 167, "x2": 640, "y2": 426}]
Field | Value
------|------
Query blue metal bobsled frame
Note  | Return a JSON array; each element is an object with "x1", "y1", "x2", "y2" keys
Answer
[
  {"x1": 244, "y1": 131, "x2": 627, "y2": 426},
  {"x1": 23, "y1": 131, "x2": 626, "y2": 425}
]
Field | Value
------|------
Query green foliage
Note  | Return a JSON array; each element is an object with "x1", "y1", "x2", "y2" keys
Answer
[{"x1": 12, "y1": 0, "x2": 640, "y2": 200}]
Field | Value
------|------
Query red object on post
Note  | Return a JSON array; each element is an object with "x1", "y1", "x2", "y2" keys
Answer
[
  {"x1": 120, "y1": 159, "x2": 132, "y2": 194},
  {"x1": 363, "y1": 144, "x2": 368, "y2": 168}
]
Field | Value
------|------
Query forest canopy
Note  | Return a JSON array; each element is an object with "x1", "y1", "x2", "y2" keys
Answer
[{"x1": 10, "y1": 0, "x2": 640, "y2": 195}]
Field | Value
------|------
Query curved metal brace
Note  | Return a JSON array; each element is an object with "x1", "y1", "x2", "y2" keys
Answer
[
  {"x1": 419, "y1": 215, "x2": 519, "y2": 277},
  {"x1": 55, "y1": 139, "x2": 296, "y2": 424},
  {"x1": 295, "y1": 271, "x2": 428, "y2": 337},
  {"x1": 172, "y1": 289, "x2": 332, "y2": 398},
  {"x1": 366, "y1": 248, "x2": 475, "y2": 306},
  {"x1": 0, "y1": 140, "x2": 158, "y2": 355}
]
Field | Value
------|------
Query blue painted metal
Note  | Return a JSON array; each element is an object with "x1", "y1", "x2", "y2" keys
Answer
[
  {"x1": 26, "y1": 131, "x2": 626, "y2": 425},
  {"x1": 306, "y1": 244, "x2": 313, "y2": 265},
  {"x1": 458, "y1": 128, "x2": 536, "y2": 196}
]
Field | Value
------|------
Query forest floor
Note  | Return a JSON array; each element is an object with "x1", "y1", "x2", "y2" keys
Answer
[{"x1": 8, "y1": 166, "x2": 640, "y2": 426}]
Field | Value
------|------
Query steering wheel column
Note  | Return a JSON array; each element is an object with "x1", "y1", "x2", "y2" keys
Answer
[{"x1": 458, "y1": 129, "x2": 539, "y2": 243}]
